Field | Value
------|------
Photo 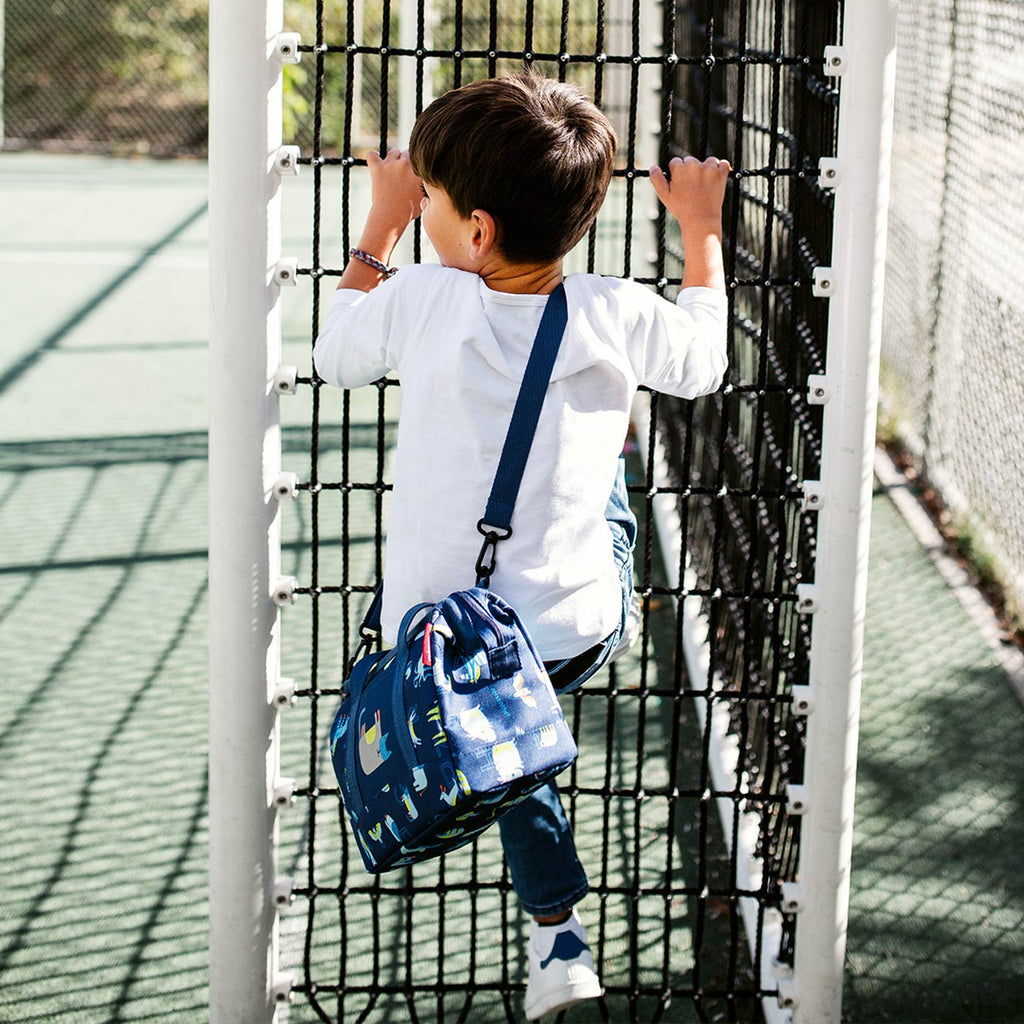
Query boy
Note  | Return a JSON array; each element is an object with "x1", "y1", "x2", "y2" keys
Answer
[{"x1": 314, "y1": 73, "x2": 729, "y2": 1019}]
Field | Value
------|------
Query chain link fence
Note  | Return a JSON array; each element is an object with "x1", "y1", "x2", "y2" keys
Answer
[
  {"x1": 881, "y1": 0, "x2": 1024, "y2": 628},
  {"x1": 2, "y1": 0, "x2": 208, "y2": 155},
  {"x1": 1, "y1": 0, "x2": 644, "y2": 159}
]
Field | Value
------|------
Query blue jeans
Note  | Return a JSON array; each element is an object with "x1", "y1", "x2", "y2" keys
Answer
[{"x1": 498, "y1": 456, "x2": 637, "y2": 915}]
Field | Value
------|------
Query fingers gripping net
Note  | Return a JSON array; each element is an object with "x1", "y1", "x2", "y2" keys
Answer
[{"x1": 272, "y1": 1, "x2": 839, "y2": 1020}]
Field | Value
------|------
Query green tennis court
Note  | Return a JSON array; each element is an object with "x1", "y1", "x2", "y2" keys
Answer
[{"x1": 1, "y1": 151, "x2": 1022, "y2": 1023}]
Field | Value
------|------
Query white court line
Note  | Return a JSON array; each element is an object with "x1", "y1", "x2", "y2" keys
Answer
[
  {"x1": 874, "y1": 445, "x2": 1024, "y2": 708},
  {"x1": 0, "y1": 248, "x2": 208, "y2": 270}
]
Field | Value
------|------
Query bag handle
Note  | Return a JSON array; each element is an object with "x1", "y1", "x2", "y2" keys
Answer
[
  {"x1": 343, "y1": 601, "x2": 433, "y2": 806},
  {"x1": 475, "y1": 282, "x2": 568, "y2": 586}
]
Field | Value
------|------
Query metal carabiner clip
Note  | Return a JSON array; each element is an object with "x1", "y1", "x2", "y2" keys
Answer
[{"x1": 475, "y1": 519, "x2": 512, "y2": 588}]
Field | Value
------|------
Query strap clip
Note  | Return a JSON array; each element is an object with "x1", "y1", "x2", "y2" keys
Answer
[{"x1": 475, "y1": 519, "x2": 512, "y2": 588}]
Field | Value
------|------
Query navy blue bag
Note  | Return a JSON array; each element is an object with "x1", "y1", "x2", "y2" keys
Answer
[{"x1": 330, "y1": 285, "x2": 578, "y2": 874}]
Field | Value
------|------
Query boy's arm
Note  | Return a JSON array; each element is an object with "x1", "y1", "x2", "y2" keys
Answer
[
  {"x1": 649, "y1": 155, "x2": 730, "y2": 293},
  {"x1": 338, "y1": 148, "x2": 424, "y2": 292},
  {"x1": 630, "y1": 156, "x2": 730, "y2": 399},
  {"x1": 314, "y1": 148, "x2": 424, "y2": 385}
]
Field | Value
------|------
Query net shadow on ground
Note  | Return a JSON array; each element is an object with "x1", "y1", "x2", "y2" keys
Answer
[
  {"x1": 0, "y1": 200, "x2": 207, "y2": 396},
  {"x1": 844, "y1": 491, "x2": 1024, "y2": 1023},
  {"x1": 0, "y1": 431, "x2": 211, "y2": 1023},
  {"x1": 0, "y1": 422, "x2": 373, "y2": 1024}
]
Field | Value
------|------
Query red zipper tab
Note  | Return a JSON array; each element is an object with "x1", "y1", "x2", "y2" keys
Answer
[{"x1": 422, "y1": 621, "x2": 433, "y2": 667}]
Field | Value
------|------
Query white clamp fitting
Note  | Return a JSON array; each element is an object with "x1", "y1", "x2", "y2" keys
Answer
[
  {"x1": 801, "y1": 480, "x2": 824, "y2": 513},
  {"x1": 273, "y1": 877, "x2": 295, "y2": 908},
  {"x1": 273, "y1": 365, "x2": 298, "y2": 395},
  {"x1": 271, "y1": 974, "x2": 294, "y2": 1005},
  {"x1": 780, "y1": 882, "x2": 804, "y2": 914},
  {"x1": 790, "y1": 686, "x2": 813, "y2": 716},
  {"x1": 806, "y1": 374, "x2": 831, "y2": 405},
  {"x1": 272, "y1": 576, "x2": 298, "y2": 607},
  {"x1": 276, "y1": 32, "x2": 302, "y2": 63},
  {"x1": 777, "y1": 978, "x2": 797, "y2": 1010},
  {"x1": 796, "y1": 583, "x2": 820, "y2": 615},
  {"x1": 273, "y1": 777, "x2": 296, "y2": 809},
  {"x1": 818, "y1": 157, "x2": 840, "y2": 189},
  {"x1": 812, "y1": 266, "x2": 834, "y2": 298},
  {"x1": 275, "y1": 145, "x2": 301, "y2": 176},
  {"x1": 786, "y1": 784, "x2": 809, "y2": 816},
  {"x1": 273, "y1": 472, "x2": 299, "y2": 501},
  {"x1": 823, "y1": 45, "x2": 847, "y2": 76},
  {"x1": 273, "y1": 677, "x2": 296, "y2": 708},
  {"x1": 274, "y1": 258, "x2": 299, "y2": 286}
]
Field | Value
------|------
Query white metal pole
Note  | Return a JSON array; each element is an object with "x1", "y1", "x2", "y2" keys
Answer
[
  {"x1": 208, "y1": 0, "x2": 286, "y2": 1019},
  {"x1": 351, "y1": 0, "x2": 365, "y2": 145},
  {"x1": 790, "y1": 4, "x2": 897, "y2": 1021},
  {"x1": 398, "y1": 0, "x2": 431, "y2": 145}
]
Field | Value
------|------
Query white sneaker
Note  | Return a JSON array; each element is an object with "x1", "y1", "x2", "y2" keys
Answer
[
  {"x1": 608, "y1": 589, "x2": 641, "y2": 664},
  {"x1": 524, "y1": 909, "x2": 603, "y2": 1020}
]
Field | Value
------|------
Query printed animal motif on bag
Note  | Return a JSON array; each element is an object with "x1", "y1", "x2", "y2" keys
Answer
[{"x1": 331, "y1": 588, "x2": 577, "y2": 874}]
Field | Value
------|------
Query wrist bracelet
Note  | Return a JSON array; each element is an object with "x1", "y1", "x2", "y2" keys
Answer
[{"x1": 348, "y1": 248, "x2": 398, "y2": 278}]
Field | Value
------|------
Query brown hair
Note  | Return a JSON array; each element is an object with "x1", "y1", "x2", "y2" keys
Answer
[{"x1": 409, "y1": 74, "x2": 617, "y2": 264}]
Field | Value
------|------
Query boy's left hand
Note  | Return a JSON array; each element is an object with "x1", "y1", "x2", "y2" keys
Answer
[{"x1": 367, "y1": 148, "x2": 424, "y2": 231}]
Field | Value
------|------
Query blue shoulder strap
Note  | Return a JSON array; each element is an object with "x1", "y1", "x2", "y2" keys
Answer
[
  {"x1": 475, "y1": 282, "x2": 568, "y2": 587},
  {"x1": 359, "y1": 281, "x2": 569, "y2": 634},
  {"x1": 482, "y1": 282, "x2": 568, "y2": 532}
]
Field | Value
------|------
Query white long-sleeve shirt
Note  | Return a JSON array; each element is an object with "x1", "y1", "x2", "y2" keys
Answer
[{"x1": 314, "y1": 264, "x2": 727, "y2": 659}]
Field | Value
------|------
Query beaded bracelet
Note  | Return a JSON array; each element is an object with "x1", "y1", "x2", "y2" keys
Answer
[{"x1": 348, "y1": 248, "x2": 399, "y2": 278}]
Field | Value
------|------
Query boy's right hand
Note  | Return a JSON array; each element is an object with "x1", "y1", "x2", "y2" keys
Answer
[
  {"x1": 649, "y1": 155, "x2": 730, "y2": 239},
  {"x1": 337, "y1": 149, "x2": 423, "y2": 292},
  {"x1": 367, "y1": 148, "x2": 424, "y2": 231}
]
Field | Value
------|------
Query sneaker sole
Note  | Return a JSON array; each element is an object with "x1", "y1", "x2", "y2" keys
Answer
[{"x1": 524, "y1": 978, "x2": 604, "y2": 1020}]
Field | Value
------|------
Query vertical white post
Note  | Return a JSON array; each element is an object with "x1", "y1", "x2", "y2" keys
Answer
[
  {"x1": 398, "y1": 0, "x2": 432, "y2": 144},
  {"x1": 208, "y1": 0, "x2": 285, "y2": 1020},
  {"x1": 351, "y1": 0, "x2": 365, "y2": 145},
  {"x1": 790, "y1": 3, "x2": 897, "y2": 1021}
]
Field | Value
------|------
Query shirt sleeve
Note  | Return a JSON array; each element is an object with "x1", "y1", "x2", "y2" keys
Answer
[
  {"x1": 313, "y1": 269, "x2": 413, "y2": 387},
  {"x1": 632, "y1": 285, "x2": 729, "y2": 399}
]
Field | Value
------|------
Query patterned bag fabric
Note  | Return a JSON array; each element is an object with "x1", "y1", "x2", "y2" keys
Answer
[{"x1": 330, "y1": 588, "x2": 577, "y2": 873}]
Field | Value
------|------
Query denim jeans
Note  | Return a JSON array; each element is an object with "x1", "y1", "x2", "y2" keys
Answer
[{"x1": 498, "y1": 455, "x2": 637, "y2": 915}]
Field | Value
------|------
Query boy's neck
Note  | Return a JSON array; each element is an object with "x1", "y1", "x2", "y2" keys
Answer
[{"x1": 478, "y1": 259, "x2": 564, "y2": 295}]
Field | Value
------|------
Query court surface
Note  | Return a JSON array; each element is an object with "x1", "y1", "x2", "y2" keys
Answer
[{"x1": 1, "y1": 151, "x2": 1021, "y2": 1023}]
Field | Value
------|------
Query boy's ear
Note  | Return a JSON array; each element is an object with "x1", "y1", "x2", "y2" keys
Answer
[{"x1": 468, "y1": 209, "x2": 499, "y2": 260}]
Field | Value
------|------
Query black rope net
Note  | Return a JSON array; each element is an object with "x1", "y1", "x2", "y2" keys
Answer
[{"x1": 275, "y1": 1, "x2": 840, "y2": 1020}]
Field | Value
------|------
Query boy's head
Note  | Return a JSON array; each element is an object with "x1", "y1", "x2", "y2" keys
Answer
[{"x1": 409, "y1": 74, "x2": 617, "y2": 265}]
